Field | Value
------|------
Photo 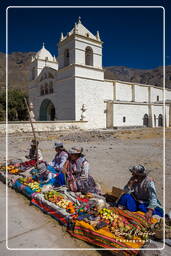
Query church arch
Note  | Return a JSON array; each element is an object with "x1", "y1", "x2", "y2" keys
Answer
[
  {"x1": 39, "y1": 99, "x2": 56, "y2": 121},
  {"x1": 64, "y1": 49, "x2": 70, "y2": 66},
  {"x1": 158, "y1": 114, "x2": 163, "y2": 127},
  {"x1": 143, "y1": 114, "x2": 149, "y2": 127},
  {"x1": 85, "y1": 46, "x2": 93, "y2": 66}
]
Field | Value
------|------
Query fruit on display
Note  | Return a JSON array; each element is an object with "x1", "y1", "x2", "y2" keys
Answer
[
  {"x1": 99, "y1": 208, "x2": 119, "y2": 222},
  {"x1": 18, "y1": 177, "x2": 41, "y2": 192},
  {"x1": 44, "y1": 190, "x2": 64, "y2": 202},
  {"x1": 0, "y1": 165, "x2": 21, "y2": 174},
  {"x1": 44, "y1": 190, "x2": 76, "y2": 213}
]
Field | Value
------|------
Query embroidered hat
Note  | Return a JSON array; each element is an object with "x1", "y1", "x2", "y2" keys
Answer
[
  {"x1": 54, "y1": 142, "x2": 63, "y2": 148},
  {"x1": 129, "y1": 165, "x2": 149, "y2": 176},
  {"x1": 68, "y1": 147, "x2": 83, "y2": 154}
]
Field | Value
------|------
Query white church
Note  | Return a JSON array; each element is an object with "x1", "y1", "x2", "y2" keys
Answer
[{"x1": 29, "y1": 18, "x2": 171, "y2": 129}]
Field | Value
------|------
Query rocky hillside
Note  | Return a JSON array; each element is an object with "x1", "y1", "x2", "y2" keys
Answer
[
  {"x1": 0, "y1": 52, "x2": 35, "y2": 91},
  {"x1": 104, "y1": 65, "x2": 171, "y2": 89},
  {"x1": 0, "y1": 52, "x2": 171, "y2": 91}
]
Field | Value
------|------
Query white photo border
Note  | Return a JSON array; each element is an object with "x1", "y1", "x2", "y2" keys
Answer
[{"x1": 6, "y1": 5, "x2": 166, "y2": 251}]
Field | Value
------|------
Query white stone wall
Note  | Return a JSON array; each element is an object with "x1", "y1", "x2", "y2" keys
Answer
[
  {"x1": 75, "y1": 66, "x2": 104, "y2": 81},
  {"x1": 151, "y1": 87, "x2": 163, "y2": 102},
  {"x1": 113, "y1": 104, "x2": 149, "y2": 127},
  {"x1": 57, "y1": 65, "x2": 75, "y2": 80},
  {"x1": 166, "y1": 89, "x2": 171, "y2": 101},
  {"x1": 0, "y1": 121, "x2": 87, "y2": 134},
  {"x1": 115, "y1": 82, "x2": 132, "y2": 101},
  {"x1": 75, "y1": 78, "x2": 113, "y2": 128},
  {"x1": 29, "y1": 77, "x2": 75, "y2": 120},
  {"x1": 135, "y1": 85, "x2": 148, "y2": 102}
]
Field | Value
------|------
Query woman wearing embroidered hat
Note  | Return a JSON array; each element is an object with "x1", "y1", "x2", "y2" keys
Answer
[
  {"x1": 66, "y1": 146, "x2": 100, "y2": 194},
  {"x1": 47, "y1": 142, "x2": 68, "y2": 186},
  {"x1": 117, "y1": 164, "x2": 163, "y2": 221}
]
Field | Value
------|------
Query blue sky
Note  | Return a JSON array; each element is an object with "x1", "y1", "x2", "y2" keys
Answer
[{"x1": 1, "y1": 0, "x2": 171, "y2": 69}]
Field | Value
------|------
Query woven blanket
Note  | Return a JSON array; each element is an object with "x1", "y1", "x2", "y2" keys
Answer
[
  {"x1": 31, "y1": 196, "x2": 72, "y2": 226},
  {"x1": 13, "y1": 180, "x2": 37, "y2": 198},
  {"x1": 67, "y1": 208, "x2": 158, "y2": 255}
]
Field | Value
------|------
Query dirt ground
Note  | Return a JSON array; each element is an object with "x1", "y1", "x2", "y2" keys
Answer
[
  {"x1": 0, "y1": 127, "x2": 171, "y2": 255},
  {"x1": 0, "y1": 127, "x2": 170, "y2": 211}
]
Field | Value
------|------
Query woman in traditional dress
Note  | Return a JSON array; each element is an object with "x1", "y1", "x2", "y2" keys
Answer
[
  {"x1": 117, "y1": 165, "x2": 163, "y2": 221},
  {"x1": 47, "y1": 142, "x2": 68, "y2": 186},
  {"x1": 66, "y1": 147, "x2": 100, "y2": 194}
]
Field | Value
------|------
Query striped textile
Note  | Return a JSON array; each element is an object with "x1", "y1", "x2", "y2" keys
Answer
[
  {"x1": 31, "y1": 198, "x2": 71, "y2": 226},
  {"x1": 67, "y1": 220, "x2": 143, "y2": 255}
]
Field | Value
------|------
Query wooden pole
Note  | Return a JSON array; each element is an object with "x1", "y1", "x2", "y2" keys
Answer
[{"x1": 24, "y1": 97, "x2": 38, "y2": 166}]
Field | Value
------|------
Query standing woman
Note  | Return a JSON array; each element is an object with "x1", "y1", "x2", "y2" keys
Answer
[
  {"x1": 48, "y1": 142, "x2": 68, "y2": 186},
  {"x1": 66, "y1": 147, "x2": 100, "y2": 194}
]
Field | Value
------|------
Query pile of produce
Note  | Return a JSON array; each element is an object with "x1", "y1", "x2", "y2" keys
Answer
[
  {"x1": 98, "y1": 208, "x2": 149, "y2": 241},
  {"x1": 44, "y1": 190, "x2": 76, "y2": 213},
  {"x1": 0, "y1": 165, "x2": 22, "y2": 174},
  {"x1": 18, "y1": 177, "x2": 41, "y2": 192}
]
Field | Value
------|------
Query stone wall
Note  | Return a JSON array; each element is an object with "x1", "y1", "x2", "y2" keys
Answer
[{"x1": 0, "y1": 121, "x2": 88, "y2": 134}]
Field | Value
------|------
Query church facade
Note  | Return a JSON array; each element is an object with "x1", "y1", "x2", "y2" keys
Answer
[{"x1": 29, "y1": 18, "x2": 171, "y2": 129}]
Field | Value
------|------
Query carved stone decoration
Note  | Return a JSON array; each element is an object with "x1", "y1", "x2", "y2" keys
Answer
[
  {"x1": 29, "y1": 102, "x2": 36, "y2": 121},
  {"x1": 80, "y1": 104, "x2": 87, "y2": 121}
]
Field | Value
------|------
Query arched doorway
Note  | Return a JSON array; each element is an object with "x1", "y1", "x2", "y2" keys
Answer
[
  {"x1": 158, "y1": 114, "x2": 163, "y2": 127},
  {"x1": 143, "y1": 114, "x2": 149, "y2": 127},
  {"x1": 39, "y1": 99, "x2": 56, "y2": 121}
]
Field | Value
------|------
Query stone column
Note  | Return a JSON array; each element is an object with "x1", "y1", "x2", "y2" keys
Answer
[
  {"x1": 148, "y1": 103, "x2": 153, "y2": 127},
  {"x1": 132, "y1": 85, "x2": 135, "y2": 101}
]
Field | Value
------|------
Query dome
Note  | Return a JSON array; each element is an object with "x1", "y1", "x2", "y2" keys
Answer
[{"x1": 35, "y1": 43, "x2": 54, "y2": 62}]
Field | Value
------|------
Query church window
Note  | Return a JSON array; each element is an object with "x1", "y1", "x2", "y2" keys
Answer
[
  {"x1": 123, "y1": 116, "x2": 126, "y2": 123},
  {"x1": 85, "y1": 46, "x2": 93, "y2": 66},
  {"x1": 86, "y1": 33, "x2": 89, "y2": 37},
  {"x1": 40, "y1": 85, "x2": 45, "y2": 95},
  {"x1": 49, "y1": 81, "x2": 53, "y2": 93},
  {"x1": 157, "y1": 95, "x2": 159, "y2": 101},
  {"x1": 32, "y1": 67, "x2": 36, "y2": 80},
  {"x1": 45, "y1": 83, "x2": 48, "y2": 94},
  {"x1": 45, "y1": 57, "x2": 48, "y2": 61},
  {"x1": 64, "y1": 49, "x2": 70, "y2": 66}
]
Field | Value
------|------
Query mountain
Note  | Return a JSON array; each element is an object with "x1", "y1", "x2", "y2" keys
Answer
[
  {"x1": 0, "y1": 52, "x2": 171, "y2": 91},
  {"x1": 104, "y1": 66, "x2": 171, "y2": 89}
]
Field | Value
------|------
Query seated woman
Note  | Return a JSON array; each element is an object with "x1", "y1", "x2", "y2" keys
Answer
[
  {"x1": 25, "y1": 139, "x2": 43, "y2": 161},
  {"x1": 117, "y1": 165, "x2": 163, "y2": 221},
  {"x1": 66, "y1": 147, "x2": 100, "y2": 194},
  {"x1": 47, "y1": 142, "x2": 68, "y2": 186}
]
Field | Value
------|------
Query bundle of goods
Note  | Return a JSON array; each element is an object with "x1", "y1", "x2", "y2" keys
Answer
[
  {"x1": 13, "y1": 177, "x2": 42, "y2": 198},
  {"x1": 19, "y1": 160, "x2": 37, "y2": 170}
]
